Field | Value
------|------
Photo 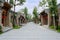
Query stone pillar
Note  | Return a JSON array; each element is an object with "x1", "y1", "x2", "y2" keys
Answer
[
  {"x1": 48, "y1": 13, "x2": 50, "y2": 27},
  {"x1": 6, "y1": 12, "x2": 9, "y2": 26},
  {"x1": 41, "y1": 15, "x2": 44, "y2": 25},
  {"x1": 16, "y1": 16, "x2": 19, "y2": 26},
  {"x1": 9, "y1": 12, "x2": 12, "y2": 27},
  {"x1": 48, "y1": 13, "x2": 51, "y2": 27},
  {"x1": 2, "y1": 2, "x2": 12, "y2": 27}
]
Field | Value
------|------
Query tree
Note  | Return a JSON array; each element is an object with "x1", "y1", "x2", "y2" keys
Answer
[
  {"x1": 23, "y1": 7, "x2": 28, "y2": 20},
  {"x1": 9, "y1": 0, "x2": 26, "y2": 26},
  {"x1": 39, "y1": 0, "x2": 58, "y2": 30},
  {"x1": 27, "y1": 14, "x2": 32, "y2": 22},
  {"x1": 33, "y1": 7, "x2": 38, "y2": 19},
  {"x1": 33, "y1": 7, "x2": 38, "y2": 23}
]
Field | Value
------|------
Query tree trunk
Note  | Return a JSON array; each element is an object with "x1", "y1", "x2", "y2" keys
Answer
[
  {"x1": 55, "y1": 15, "x2": 58, "y2": 30},
  {"x1": 13, "y1": 5, "x2": 16, "y2": 26}
]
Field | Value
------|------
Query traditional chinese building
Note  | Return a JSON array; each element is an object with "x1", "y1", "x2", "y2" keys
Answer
[
  {"x1": 39, "y1": 3, "x2": 60, "y2": 27},
  {"x1": 39, "y1": 10, "x2": 48, "y2": 25},
  {"x1": 0, "y1": 2, "x2": 12, "y2": 32},
  {"x1": 17, "y1": 12, "x2": 26, "y2": 26}
]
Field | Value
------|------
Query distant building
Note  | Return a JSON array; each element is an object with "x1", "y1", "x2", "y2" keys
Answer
[
  {"x1": 39, "y1": 10, "x2": 48, "y2": 25},
  {"x1": 39, "y1": 3, "x2": 60, "y2": 27}
]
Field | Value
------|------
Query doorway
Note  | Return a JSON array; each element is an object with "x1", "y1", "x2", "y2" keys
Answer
[{"x1": 2, "y1": 9, "x2": 9, "y2": 27}]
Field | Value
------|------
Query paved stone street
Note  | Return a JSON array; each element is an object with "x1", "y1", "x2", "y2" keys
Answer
[{"x1": 0, "y1": 22, "x2": 60, "y2": 40}]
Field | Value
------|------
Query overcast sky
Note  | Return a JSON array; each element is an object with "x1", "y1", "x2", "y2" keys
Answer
[{"x1": 11, "y1": 0, "x2": 60, "y2": 15}]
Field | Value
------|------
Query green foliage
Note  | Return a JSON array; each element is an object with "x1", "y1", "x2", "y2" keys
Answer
[
  {"x1": 10, "y1": 0, "x2": 13, "y2": 4},
  {"x1": 58, "y1": 26, "x2": 60, "y2": 30},
  {"x1": 49, "y1": 25, "x2": 54, "y2": 29},
  {"x1": 50, "y1": 25, "x2": 60, "y2": 29},
  {"x1": 9, "y1": 0, "x2": 25, "y2": 5},
  {"x1": 24, "y1": 7, "x2": 28, "y2": 15},
  {"x1": 49, "y1": 0, "x2": 57, "y2": 15},
  {"x1": 50, "y1": 25, "x2": 60, "y2": 32},
  {"x1": 33, "y1": 7, "x2": 38, "y2": 19},
  {"x1": 13, "y1": 25, "x2": 21, "y2": 29},
  {"x1": 39, "y1": 0, "x2": 46, "y2": 6},
  {"x1": 39, "y1": 0, "x2": 58, "y2": 30},
  {"x1": 9, "y1": 0, "x2": 25, "y2": 27},
  {"x1": 33, "y1": 7, "x2": 39, "y2": 23},
  {"x1": 39, "y1": 0, "x2": 57, "y2": 15},
  {"x1": 27, "y1": 14, "x2": 32, "y2": 21},
  {"x1": 57, "y1": 30, "x2": 60, "y2": 32},
  {"x1": 56, "y1": 26, "x2": 60, "y2": 32},
  {"x1": 0, "y1": 31, "x2": 3, "y2": 34},
  {"x1": 23, "y1": 7, "x2": 28, "y2": 20},
  {"x1": 19, "y1": 0, "x2": 25, "y2": 4}
]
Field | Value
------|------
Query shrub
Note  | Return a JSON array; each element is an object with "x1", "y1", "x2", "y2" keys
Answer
[
  {"x1": 13, "y1": 25, "x2": 21, "y2": 29},
  {"x1": 57, "y1": 26, "x2": 60, "y2": 32},
  {"x1": 49, "y1": 25, "x2": 54, "y2": 29},
  {"x1": 58, "y1": 26, "x2": 60, "y2": 30},
  {"x1": 0, "y1": 25, "x2": 3, "y2": 34},
  {"x1": 57, "y1": 29, "x2": 60, "y2": 32}
]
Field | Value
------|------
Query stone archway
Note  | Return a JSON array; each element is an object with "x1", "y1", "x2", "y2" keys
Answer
[
  {"x1": 18, "y1": 15, "x2": 26, "y2": 25},
  {"x1": 1, "y1": 2, "x2": 11, "y2": 27},
  {"x1": 40, "y1": 11, "x2": 48, "y2": 25},
  {"x1": 2, "y1": 9, "x2": 9, "y2": 27}
]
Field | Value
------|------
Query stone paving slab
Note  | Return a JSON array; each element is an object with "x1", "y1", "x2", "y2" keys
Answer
[{"x1": 0, "y1": 22, "x2": 60, "y2": 40}]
